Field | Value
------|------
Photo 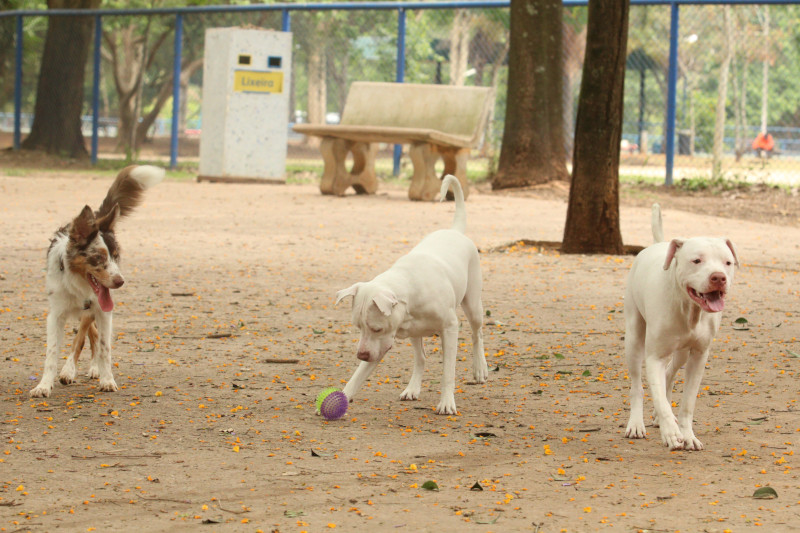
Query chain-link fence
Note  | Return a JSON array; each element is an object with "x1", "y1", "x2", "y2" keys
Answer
[{"x1": 1, "y1": 2, "x2": 799, "y2": 185}]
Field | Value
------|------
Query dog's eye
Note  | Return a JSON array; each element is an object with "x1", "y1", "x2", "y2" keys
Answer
[
  {"x1": 726, "y1": 261, "x2": 732, "y2": 266},
  {"x1": 692, "y1": 259, "x2": 702, "y2": 264}
]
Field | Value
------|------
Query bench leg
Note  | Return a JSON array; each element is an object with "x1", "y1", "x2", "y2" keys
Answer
[
  {"x1": 319, "y1": 138, "x2": 377, "y2": 196},
  {"x1": 439, "y1": 146, "x2": 470, "y2": 201},
  {"x1": 408, "y1": 143, "x2": 471, "y2": 201},
  {"x1": 349, "y1": 141, "x2": 378, "y2": 195}
]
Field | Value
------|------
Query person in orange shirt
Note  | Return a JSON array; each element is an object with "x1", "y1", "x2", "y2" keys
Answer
[{"x1": 752, "y1": 130, "x2": 775, "y2": 158}]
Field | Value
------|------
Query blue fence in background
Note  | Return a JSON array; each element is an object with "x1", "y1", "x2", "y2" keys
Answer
[{"x1": 2, "y1": 0, "x2": 799, "y2": 185}]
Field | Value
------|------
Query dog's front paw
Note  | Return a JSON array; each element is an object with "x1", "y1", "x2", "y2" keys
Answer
[
  {"x1": 679, "y1": 428, "x2": 703, "y2": 451},
  {"x1": 30, "y1": 384, "x2": 52, "y2": 398},
  {"x1": 473, "y1": 360, "x2": 489, "y2": 383},
  {"x1": 98, "y1": 379, "x2": 118, "y2": 392},
  {"x1": 659, "y1": 421, "x2": 685, "y2": 450},
  {"x1": 435, "y1": 396, "x2": 458, "y2": 416},
  {"x1": 59, "y1": 364, "x2": 77, "y2": 385},
  {"x1": 400, "y1": 387, "x2": 420, "y2": 401},
  {"x1": 624, "y1": 418, "x2": 647, "y2": 439},
  {"x1": 87, "y1": 365, "x2": 100, "y2": 379}
]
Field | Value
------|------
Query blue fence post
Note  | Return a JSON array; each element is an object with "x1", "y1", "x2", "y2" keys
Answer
[
  {"x1": 393, "y1": 6, "x2": 406, "y2": 177},
  {"x1": 170, "y1": 13, "x2": 183, "y2": 170},
  {"x1": 13, "y1": 15, "x2": 23, "y2": 151},
  {"x1": 91, "y1": 15, "x2": 102, "y2": 165},
  {"x1": 665, "y1": 2, "x2": 679, "y2": 186},
  {"x1": 281, "y1": 8, "x2": 291, "y2": 32}
]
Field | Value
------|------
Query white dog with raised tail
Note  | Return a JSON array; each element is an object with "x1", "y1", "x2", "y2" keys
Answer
[
  {"x1": 335, "y1": 175, "x2": 488, "y2": 415},
  {"x1": 624, "y1": 203, "x2": 739, "y2": 450}
]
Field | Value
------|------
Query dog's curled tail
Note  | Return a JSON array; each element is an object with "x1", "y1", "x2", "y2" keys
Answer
[
  {"x1": 439, "y1": 174, "x2": 466, "y2": 233},
  {"x1": 651, "y1": 203, "x2": 664, "y2": 243},
  {"x1": 97, "y1": 165, "x2": 165, "y2": 219}
]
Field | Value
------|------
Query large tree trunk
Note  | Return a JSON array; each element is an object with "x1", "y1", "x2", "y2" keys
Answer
[
  {"x1": 712, "y1": 6, "x2": 733, "y2": 178},
  {"x1": 21, "y1": 0, "x2": 101, "y2": 158},
  {"x1": 562, "y1": 0, "x2": 629, "y2": 255},
  {"x1": 491, "y1": 0, "x2": 568, "y2": 189}
]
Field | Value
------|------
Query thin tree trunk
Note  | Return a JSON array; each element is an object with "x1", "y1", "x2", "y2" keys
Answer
[
  {"x1": 306, "y1": 46, "x2": 326, "y2": 148},
  {"x1": 712, "y1": 6, "x2": 733, "y2": 178},
  {"x1": 449, "y1": 9, "x2": 471, "y2": 86},
  {"x1": 759, "y1": 6, "x2": 769, "y2": 133},
  {"x1": 562, "y1": 0, "x2": 629, "y2": 255}
]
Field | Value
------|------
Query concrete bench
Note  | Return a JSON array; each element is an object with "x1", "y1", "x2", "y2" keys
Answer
[{"x1": 293, "y1": 82, "x2": 494, "y2": 201}]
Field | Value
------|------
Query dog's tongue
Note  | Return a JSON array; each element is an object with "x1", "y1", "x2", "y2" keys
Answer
[
  {"x1": 704, "y1": 291, "x2": 725, "y2": 312},
  {"x1": 95, "y1": 285, "x2": 114, "y2": 312}
]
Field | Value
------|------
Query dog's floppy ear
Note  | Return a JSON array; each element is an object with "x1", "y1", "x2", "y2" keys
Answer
[
  {"x1": 663, "y1": 239, "x2": 683, "y2": 270},
  {"x1": 69, "y1": 205, "x2": 98, "y2": 247},
  {"x1": 97, "y1": 203, "x2": 121, "y2": 233},
  {"x1": 335, "y1": 283, "x2": 362, "y2": 306},
  {"x1": 372, "y1": 290, "x2": 398, "y2": 316},
  {"x1": 725, "y1": 238, "x2": 740, "y2": 267}
]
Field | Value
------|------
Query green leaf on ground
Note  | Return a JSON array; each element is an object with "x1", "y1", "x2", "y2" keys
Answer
[
  {"x1": 752, "y1": 487, "x2": 778, "y2": 499},
  {"x1": 421, "y1": 480, "x2": 439, "y2": 491}
]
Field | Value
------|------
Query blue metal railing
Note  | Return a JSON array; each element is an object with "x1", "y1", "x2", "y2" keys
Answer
[{"x1": 2, "y1": 0, "x2": 797, "y2": 180}]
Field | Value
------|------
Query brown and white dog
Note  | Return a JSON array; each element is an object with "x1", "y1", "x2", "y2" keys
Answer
[{"x1": 30, "y1": 165, "x2": 164, "y2": 398}]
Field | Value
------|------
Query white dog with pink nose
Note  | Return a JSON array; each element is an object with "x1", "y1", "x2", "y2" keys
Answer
[
  {"x1": 335, "y1": 175, "x2": 487, "y2": 415},
  {"x1": 624, "y1": 204, "x2": 739, "y2": 450}
]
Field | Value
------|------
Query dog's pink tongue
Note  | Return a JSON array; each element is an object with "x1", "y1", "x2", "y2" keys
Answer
[
  {"x1": 705, "y1": 292, "x2": 725, "y2": 313},
  {"x1": 96, "y1": 285, "x2": 114, "y2": 312}
]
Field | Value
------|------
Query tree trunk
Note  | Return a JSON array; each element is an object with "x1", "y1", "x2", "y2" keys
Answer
[
  {"x1": 491, "y1": 0, "x2": 568, "y2": 189},
  {"x1": 0, "y1": 0, "x2": 18, "y2": 106},
  {"x1": 134, "y1": 58, "x2": 203, "y2": 148},
  {"x1": 449, "y1": 9, "x2": 471, "y2": 86},
  {"x1": 21, "y1": 0, "x2": 101, "y2": 158},
  {"x1": 484, "y1": 40, "x2": 510, "y2": 160},
  {"x1": 712, "y1": 6, "x2": 733, "y2": 178},
  {"x1": 104, "y1": 23, "x2": 170, "y2": 154},
  {"x1": 306, "y1": 46, "x2": 327, "y2": 148},
  {"x1": 759, "y1": 6, "x2": 769, "y2": 133},
  {"x1": 562, "y1": 0, "x2": 629, "y2": 255}
]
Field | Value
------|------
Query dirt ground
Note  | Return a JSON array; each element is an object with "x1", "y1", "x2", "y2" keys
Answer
[{"x1": 0, "y1": 166, "x2": 798, "y2": 533}]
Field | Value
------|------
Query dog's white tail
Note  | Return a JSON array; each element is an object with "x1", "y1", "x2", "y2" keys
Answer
[
  {"x1": 651, "y1": 203, "x2": 664, "y2": 243},
  {"x1": 97, "y1": 165, "x2": 165, "y2": 219},
  {"x1": 130, "y1": 165, "x2": 166, "y2": 189},
  {"x1": 439, "y1": 174, "x2": 466, "y2": 233}
]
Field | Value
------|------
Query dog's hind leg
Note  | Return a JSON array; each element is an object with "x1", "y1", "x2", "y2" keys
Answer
[
  {"x1": 60, "y1": 313, "x2": 95, "y2": 385},
  {"x1": 93, "y1": 312, "x2": 118, "y2": 392},
  {"x1": 675, "y1": 349, "x2": 710, "y2": 451},
  {"x1": 460, "y1": 286, "x2": 487, "y2": 384},
  {"x1": 435, "y1": 321, "x2": 460, "y2": 415},
  {"x1": 400, "y1": 337, "x2": 426, "y2": 401}
]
